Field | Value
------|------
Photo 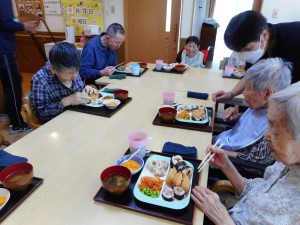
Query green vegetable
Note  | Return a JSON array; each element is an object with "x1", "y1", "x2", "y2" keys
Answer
[{"x1": 141, "y1": 188, "x2": 160, "y2": 198}]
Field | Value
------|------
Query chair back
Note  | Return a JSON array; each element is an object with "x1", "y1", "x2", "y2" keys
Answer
[
  {"x1": 201, "y1": 50, "x2": 209, "y2": 65},
  {"x1": 21, "y1": 96, "x2": 41, "y2": 129}
]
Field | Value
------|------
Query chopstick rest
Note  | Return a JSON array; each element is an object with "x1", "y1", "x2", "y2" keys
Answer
[{"x1": 187, "y1": 91, "x2": 209, "y2": 100}]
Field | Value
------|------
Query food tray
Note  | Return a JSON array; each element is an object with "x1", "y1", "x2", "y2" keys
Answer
[
  {"x1": 67, "y1": 97, "x2": 132, "y2": 117},
  {"x1": 176, "y1": 105, "x2": 208, "y2": 124},
  {"x1": 152, "y1": 107, "x2": 213, "y2": 133},
  {"x1": 94, "y1": 150, "x2": 202, "y2": 225},
  {"x1": 222, "y1": 71, "x2": 243, "y2": 79},
  {"x1": 114, "y1": 67, "x2": 148, "y2": 77},
  {"x1": 152, "y1": 67, "x2": 187, "y2": 74},
  {"x1": 0, "y1": 177, "x2": 44, "y2": 222},
  {"x1": 133, "y1": 155, "x2": 193, "y2": 210}
]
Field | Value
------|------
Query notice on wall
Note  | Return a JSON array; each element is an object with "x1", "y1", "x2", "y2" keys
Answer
[
  {"x1": 60, "y1": 0, "x2": 104, "y2": 36},
  {"x1": 43, "y1": 0, "x2": 62, "y2": 15},
  {"x1": 15, "y1": 0, "x2": 45, "y2": 18}
]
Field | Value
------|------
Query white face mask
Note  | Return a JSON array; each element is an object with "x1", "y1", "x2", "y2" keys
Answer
[{"x1": 238, "y1": 36, "x2": 266, "y2": 64}]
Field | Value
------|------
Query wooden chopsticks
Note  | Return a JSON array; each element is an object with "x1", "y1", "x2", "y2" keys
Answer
[{"x1": 198, "y1": 139, "x2": 223, "y2": 173}]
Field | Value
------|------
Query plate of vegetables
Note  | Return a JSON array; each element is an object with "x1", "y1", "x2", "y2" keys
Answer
[{"x1": 175, "y1": 104, "x2": 208, "y2": 124}]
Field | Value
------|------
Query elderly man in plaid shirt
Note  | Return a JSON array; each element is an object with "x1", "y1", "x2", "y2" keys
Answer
[{"x1": 30, "y1": 42, "x2": 98, "y2": 123}]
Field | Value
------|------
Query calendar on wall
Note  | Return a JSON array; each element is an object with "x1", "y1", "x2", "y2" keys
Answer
[
  {"x1": 60, "y1": 0, "x2": 104, "y2": 36},
  {"x1": 15, "y1": 0, "x2": 45, "y2": 18}
]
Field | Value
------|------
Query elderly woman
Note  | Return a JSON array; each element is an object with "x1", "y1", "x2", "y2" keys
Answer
[
  {"x1": 212, "y1": 58, "x2": 291, "y2": 164},
  {"x1": 175, "y1": 36, "x2": 204, "y2": 68},
  {"x1": 192, "y1": 81, "x2": 300, "y2": 224}
]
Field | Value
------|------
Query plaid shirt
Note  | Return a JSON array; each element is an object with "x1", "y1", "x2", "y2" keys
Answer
[{"x1": 30, "y1": 62, "x2": 85, "y2": 123}]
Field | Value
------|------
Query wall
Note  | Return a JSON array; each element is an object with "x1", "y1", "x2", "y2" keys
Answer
[
  {"x1": 261, "y1": 0, "x2": 300, "y2": 23},
  {"x1": 12, "y1": 0, "x2": 124, "y2": 34}
]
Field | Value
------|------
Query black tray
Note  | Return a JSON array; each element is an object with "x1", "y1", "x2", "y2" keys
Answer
[
  {"x1": 67, "y1": 97, "x2": 132, "y2": 117},
  {"x1": 152, "y1": 67, "x2": 187, "y2": 74},
  {"x1": 114, "y1": 68, "x2": 149, "y2": 77},
  {"x1": 94, "y1": 150, "x2": 202, "y2": 225},
  {"x1": 153, "y1": 107, "x2": 213, "y2": 133},
  {"x1": 0, "y1": 177, "x2": 44, "y2": 222}
]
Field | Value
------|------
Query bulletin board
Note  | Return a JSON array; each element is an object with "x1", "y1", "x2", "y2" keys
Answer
[
  {"x1": 60, "y1": 0, "x2": 104, "y2": 36},
  {"x1": 15, "y1": 0, "x2": 45, "y2": 18}
]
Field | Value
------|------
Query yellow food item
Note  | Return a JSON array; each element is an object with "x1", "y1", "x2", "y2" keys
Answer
[
  {"x1": 106, "y1": 102, "x2": 117, "y2": 106},
  {"x1": 102, "y1": 95, "x2": 113, "y2": 100},
  {"x1": 122, "y1": 160, "x2": 140, "y2": 171},
  {"x1": 0, "y1": 196, "x2": 6, "y2": 206},
  {"x1": 177, "y1": 110, "x2": 190, "y2": 120}
]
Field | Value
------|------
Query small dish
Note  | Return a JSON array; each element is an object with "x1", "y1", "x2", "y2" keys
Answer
[
  {"x1": 116, "y1": 154, "x2": 144, "y2": 175},
  {"x1": 163, "y1": 65, "x2": 173, "y2": 72},
  {"x1": 103, "y1": 99, "x2": 121, "y2": 110},
  {"x1": 0, "y1": 188, "x2": 10, "y2": 210}
]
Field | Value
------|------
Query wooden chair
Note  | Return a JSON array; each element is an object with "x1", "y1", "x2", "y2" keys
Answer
[
  {"x1": 0, "y1": 135, "x2": 11, "y2": 147},
  {"x1": 21, "y1": 96, "x2": 41, "y2": 129}
]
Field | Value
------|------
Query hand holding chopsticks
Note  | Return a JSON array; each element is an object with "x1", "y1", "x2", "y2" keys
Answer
[{"x1": 198, "y1": 139, "x2": 223, "y2": 173}]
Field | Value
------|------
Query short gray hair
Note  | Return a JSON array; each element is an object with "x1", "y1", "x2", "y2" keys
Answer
[
  {"x1": 269, "y1": 82, "x2": 300, "y2": 142},
  {"x1": 244, "y1": 58, "x2": 292, "y2": 93},
  {"x1": 106, "y1": 23, "x2": 125, "y2": 38}
]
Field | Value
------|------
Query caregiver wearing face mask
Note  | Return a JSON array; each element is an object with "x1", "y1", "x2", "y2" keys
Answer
[{"x1": 212, "y1": 10, "x2": 300, "y2": 102}]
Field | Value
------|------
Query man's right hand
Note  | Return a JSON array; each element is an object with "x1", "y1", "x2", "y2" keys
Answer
[
  {"x1": 100, "y1": 66, "x2": 115, "y2": 76},
  {"x1": 62, "y1": 92, "x2": 91, "y2": 106},
  {"x1": 23, "y1": 21, "x2": 38, "y2": 33}
]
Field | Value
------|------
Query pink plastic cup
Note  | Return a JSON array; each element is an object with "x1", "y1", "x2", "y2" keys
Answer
[
  {"x1": 156, "y1": 59, "x2": 163, "y2": 70},
  {"x1": 163, "y1": 91, "x2": 178, "y2": 105},
  {"x1": 128, "y1": 132, "x2": 153, "y2": 158}
]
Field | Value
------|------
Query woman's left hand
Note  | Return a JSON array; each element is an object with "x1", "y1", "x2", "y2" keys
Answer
[{"x1": 191, "y1": 186, "x2": 234, "y2": 225}]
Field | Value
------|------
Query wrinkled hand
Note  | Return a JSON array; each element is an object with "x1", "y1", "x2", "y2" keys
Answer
[
  {"x1": 206, "y1": 145, "x2": 230, "y2": 170},
  {"x1": 23, "y1": 21, "x2": 37, "y2": 33},
  {"x1": 101, "y1": 66, "x2": 115, "y2": 76},
  {"x1": 62, "y1": 92, "x2": 90, "y2": 106},
  {"x1": 82, "y1": 85, "x2": 98, "y2": 95},
  {"x1": 191, "y1": 186, "x2": 233, "y2": 225},
  {"x1": 223, "y1": 107, "x2": 239, "y2": 121},
  {"x1": 212, "y1": 90, "x2": 234, "y2": 102}
]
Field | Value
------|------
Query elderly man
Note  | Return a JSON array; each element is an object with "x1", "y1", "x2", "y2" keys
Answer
[
  {"x1": 30, "y1": 42, "x2": 98, "y2": 123},
  {"x1": 80, "y1": 23, "x2": 125, "y2": 85},
  {"x1": 212, "y1": 10, "x2": 300, "y2": 102},
  {"x1": 213, "y1": 58, "x2": 291, "y2": 164},
  {"x1": 192, "y1": 81, "x2": 300, "y2": 225}
]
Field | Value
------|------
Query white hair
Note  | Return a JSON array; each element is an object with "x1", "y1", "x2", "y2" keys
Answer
[
  {"x1": 269, "y1": 82, "x2": 300, "y2": 142},
  {"x1": 244, "y1": 58, "x2": 292, "y2": 93}
]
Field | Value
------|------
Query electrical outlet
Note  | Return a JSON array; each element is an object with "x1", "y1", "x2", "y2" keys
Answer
[
  {"x1": 272, "y1": 9, "x2": 279, "y2": 18},
  {"x1": 111, "y1": 5, "x2": 115, "y2": 14}
]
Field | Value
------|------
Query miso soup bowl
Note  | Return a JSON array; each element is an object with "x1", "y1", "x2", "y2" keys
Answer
[
  {"x1": 100, "y1": 166, "x2": 131, "y2": 195},
  {"x1": 0, "y1": 162, "x2": 33, "y2": 191}
]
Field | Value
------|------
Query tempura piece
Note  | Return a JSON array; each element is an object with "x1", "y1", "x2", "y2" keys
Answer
[{"x1": 166, "y1": 167, "x2": 177, "y2": 186}]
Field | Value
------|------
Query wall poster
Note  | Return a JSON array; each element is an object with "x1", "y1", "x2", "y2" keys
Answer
[
  {"x1": 43, "y1": 0, "x2": 62, "y2": 15},
  {"x1": 60, "y1": 0, "x2": 104, "y2": 36},
  {"x1": 15, "y1": 0, "x2": 45, "y2": 18}
]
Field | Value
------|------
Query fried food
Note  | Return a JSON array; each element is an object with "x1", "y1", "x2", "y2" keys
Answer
[
  {"x1": 173, "y1": 171, "x2": 183, "y2": 187},
  {"x1": 192, "y1": 108, "x2": 206, "y2": 119},
  {"x1": 89, "y1": 93, "x2": 99, "y2": 100},
  {"x1": 181, "y1": 174, "x2": 190, "y2": 193},
  {"x1": 177, "y1": 110, "x2": 190, "y2": 120},
  {"x1": 166, "y1": 167, "x2": 177, "y2": 186}
]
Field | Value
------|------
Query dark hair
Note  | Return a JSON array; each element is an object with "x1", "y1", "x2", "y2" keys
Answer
[
  {"x1": 49, "y1": 42, "x2": 81, "y2": 73},
  {"x1": 186, "y1": 36, "x2": 200, "y2": 47},
  {"x1": 106, "y1": 23, "x2": 125, "y2": 37},
  {"x1": 224, "y1": 10, "x2": 268, "y2": 51}
]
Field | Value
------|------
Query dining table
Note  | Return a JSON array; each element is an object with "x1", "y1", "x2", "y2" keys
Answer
[{"x1": 2, "y1": 64, "x2": 240, "y2": 225}]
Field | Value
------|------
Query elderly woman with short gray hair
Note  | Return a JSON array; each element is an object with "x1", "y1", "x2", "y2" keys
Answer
[
  {"x1": 192, "y1": 81, "x2": 300, "y2": 225},
  {"x1": 212, "y1": 57, "x2": 292, "y2": 164}
]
